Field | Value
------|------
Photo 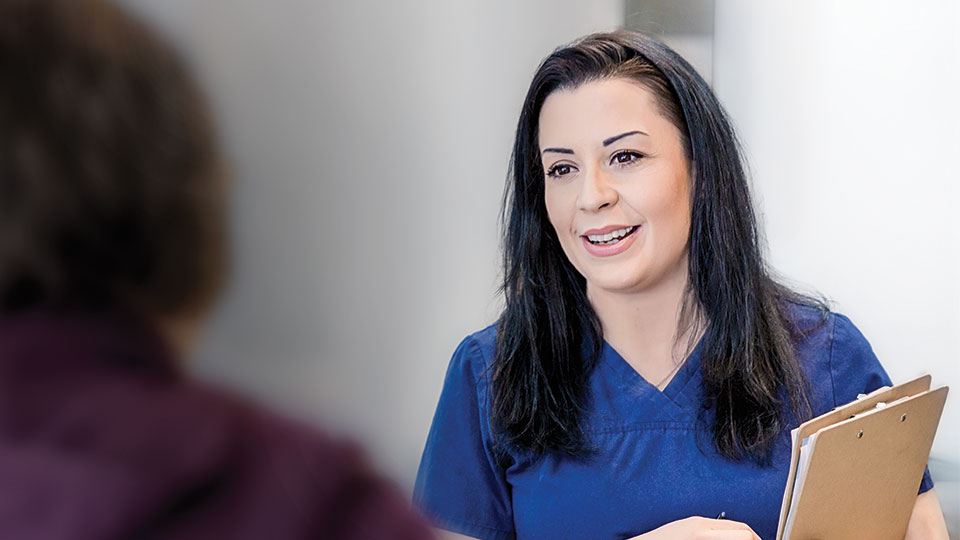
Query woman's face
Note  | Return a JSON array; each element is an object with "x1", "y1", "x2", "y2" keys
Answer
[{"x1": 539, "y1": 78, "x2": 692, "y2": 296}]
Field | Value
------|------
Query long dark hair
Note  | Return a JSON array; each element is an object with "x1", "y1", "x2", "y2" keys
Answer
[{"x1": 494, "y1": 30, "x2": 815, "y2": 463}]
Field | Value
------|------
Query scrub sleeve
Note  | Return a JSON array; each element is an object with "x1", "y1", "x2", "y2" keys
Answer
[{"x1": 414, "y1": 336, "x2": 515, "y2": 540}]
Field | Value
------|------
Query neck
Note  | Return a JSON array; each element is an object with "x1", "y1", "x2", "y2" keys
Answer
[
  {"x1": 153, "y1": 311, "x2": 202, "y2": 359},
  {"x1": 587, "y1": 257, "x2": 700, "y2": 385}
]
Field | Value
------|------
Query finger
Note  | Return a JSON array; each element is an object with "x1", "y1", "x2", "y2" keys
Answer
[
  {"x1": 705, "y1": 518, "x2": 754, "y2": 531},
  {"x1": 703, "y1": 531, "x2": 761, "y2": 540},
  {"x1": 704, "y1": 519, "x2": 761, "y2": 539},
  {"x1": 682, "y1": 517, "x2": 760, "y2": 539}
]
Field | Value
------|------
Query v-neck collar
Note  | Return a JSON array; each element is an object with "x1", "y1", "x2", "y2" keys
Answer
[{"x1": 601, "y1": 336, "x2": 704, "y2": 416}]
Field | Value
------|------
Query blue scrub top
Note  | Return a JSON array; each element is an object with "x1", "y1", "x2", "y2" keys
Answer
[{"x1": 414, "y1": 303, "x2": 934, "y2": 540}]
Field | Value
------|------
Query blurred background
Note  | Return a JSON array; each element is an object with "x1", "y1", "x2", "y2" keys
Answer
[{"x1": 118, "y1": 0, "x2": 959, "y2": 535}]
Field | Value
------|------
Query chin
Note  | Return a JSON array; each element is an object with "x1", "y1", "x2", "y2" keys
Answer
[{"x1": 584, "y1": 272, "x2": 647, "y2": 294}]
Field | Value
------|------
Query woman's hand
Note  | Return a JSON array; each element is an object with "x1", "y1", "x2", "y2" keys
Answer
[{"x1": 627, "y1": 516, "x2": 761, "y2": 540}]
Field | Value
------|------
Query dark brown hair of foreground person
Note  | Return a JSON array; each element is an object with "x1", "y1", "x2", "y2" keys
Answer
[
  {"x1": 0, "y1": 1, "x2": 433, "y2": 539},
  {"x1": 0, "y1": 0, "x2": 225, "y2": 317}
]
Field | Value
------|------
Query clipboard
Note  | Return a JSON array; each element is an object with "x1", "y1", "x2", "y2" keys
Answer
[{"x1": 775, "y1": 375, "x2": 948, "y2": 540}]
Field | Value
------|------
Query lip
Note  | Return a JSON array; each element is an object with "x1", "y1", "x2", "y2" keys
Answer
[
  {"x1": 581, "y1": 224, "x2": 636, "y2": 236},
  {"x1": 580, "y1": 225, "x2": 640, "y2": 257}
]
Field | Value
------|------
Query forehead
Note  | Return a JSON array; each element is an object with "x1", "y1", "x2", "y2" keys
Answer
[{"x1": 538, "y1": 78, "x2": 671, "y2": 148}]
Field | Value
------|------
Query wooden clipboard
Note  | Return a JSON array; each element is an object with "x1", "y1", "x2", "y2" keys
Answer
[{"x1": 775, "y1": 375, "x2": 948, "y2": 540}]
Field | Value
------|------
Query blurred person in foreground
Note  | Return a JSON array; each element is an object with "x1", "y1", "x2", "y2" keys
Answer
[{"x1": 0, "y1": 0, "x2": 433, "y2": 538}]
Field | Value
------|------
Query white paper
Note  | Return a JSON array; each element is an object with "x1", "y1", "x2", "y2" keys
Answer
[{"x1": 783, "y1": 434, "x2": 816, "y2": 537}]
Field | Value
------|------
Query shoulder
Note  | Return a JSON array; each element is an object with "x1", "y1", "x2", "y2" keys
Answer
[
  {"x1": 420, "y1": 324, "x2": 501, "y2": 451},
  {"x1": 152, "y1": 383, "x2": 430, "y2": 537},
  {"x1": 780, "y1": 300, "x2": 890, "y2": 413},
  {"x1": 17, "y1": 374, "x2": 421, "y2": 536},
  {"x1": 463, "y1": 323, "x2": 498, "y2": 361},
  {"x1": 780, "y1": 299, "x2": 871, "y2": 357},
  {"x1": 134, "y1": 381, "x2": 356, "y2": 500},
  {"x1": 444, "y1": 323, "x2": 498, "y2": 388}
]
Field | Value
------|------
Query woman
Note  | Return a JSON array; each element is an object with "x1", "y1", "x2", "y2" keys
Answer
[
  {"x1": 414, "y1": 31, "x2": 948, "y2": 540},
  {"x1": 0, "y1": 1, "x2": 433, "y2": 538}
]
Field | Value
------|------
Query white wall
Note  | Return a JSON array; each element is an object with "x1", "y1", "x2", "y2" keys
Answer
[
  {"x1": 713, "y1": 1, "x2": 960, "y2": 533},
  {"x1": 118, "y1": 0, "x2": 624, "y2": 488}
]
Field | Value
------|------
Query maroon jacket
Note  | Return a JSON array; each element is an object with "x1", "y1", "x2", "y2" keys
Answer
[{"x1": 0, "y1": 311, "x2": 433, "y2": 540}]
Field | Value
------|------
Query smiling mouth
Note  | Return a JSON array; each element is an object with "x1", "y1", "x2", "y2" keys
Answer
[{"x1": 583, "y1": 226, "x2": 639, "y2": 245}]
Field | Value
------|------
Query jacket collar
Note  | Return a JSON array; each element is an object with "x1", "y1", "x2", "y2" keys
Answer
[{"x1": 0, "y1": 308, "x2": 181, "y2": 381}]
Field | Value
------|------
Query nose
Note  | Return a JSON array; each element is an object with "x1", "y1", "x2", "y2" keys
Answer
[{"x1": 576, "y1": 167, "x2": 618, "y2": 212}]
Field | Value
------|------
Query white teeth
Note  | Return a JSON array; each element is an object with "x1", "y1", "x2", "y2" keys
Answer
[{"x1": 587, "y1": 226, "x2": 636, "y2": 244}]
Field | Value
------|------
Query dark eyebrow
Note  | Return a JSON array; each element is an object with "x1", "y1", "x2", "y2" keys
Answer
[
  {"x1": 541, "y1": 147, "x2": 574, "y2": 155},
  {"x1": 541, "y1": 130, "x2": 647, "y2": 155},
  {"x1": 602, "y1": 130, "x2": 648, "y2": 146}
]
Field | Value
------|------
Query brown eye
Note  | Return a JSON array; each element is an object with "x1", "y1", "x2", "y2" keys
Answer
[
  {"x1": 612, "y1": 151, "x2": 643, "y2": 166},
  {"x1": 547, "y1": 164, "x2": 575, "y2": 178}
]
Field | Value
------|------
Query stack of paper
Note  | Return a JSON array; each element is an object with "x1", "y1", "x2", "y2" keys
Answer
[{"x1": 775, "y1": 376, "x2": 948, "y2": 540}]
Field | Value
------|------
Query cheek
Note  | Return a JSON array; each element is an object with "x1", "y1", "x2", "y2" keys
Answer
[
  {"x1": 543, "y1": 183, "x2": 572, "y2": 235},
  {"x1": 665, "y1": 184, "x2": 693, "y2": 248},
  {"x1": 641, "y1": 175, "x2": 692, "y2": 243},
  {"x1": 665, "y1": 182, "x2": 692, "y2": 230}
]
